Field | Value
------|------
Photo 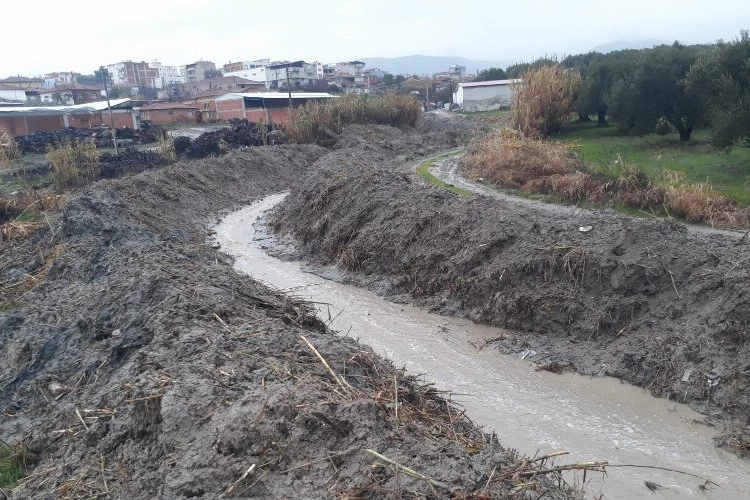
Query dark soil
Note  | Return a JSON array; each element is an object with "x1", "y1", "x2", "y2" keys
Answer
[
  {"x1": 270, "y1": 129, "x2": 750, "y2": 455},
  {"x1": 181, "y1": 119, "x2": 284, "y2": 159},
  {"x1": 15, "y1": 124, "x2": 165, "y2": 154},
  {"x1": 0, "y1": 138, "x2": 577, "y2": 497},
  {"x1": 98, "y1": 148, "x2": 171, "y2": 179}
]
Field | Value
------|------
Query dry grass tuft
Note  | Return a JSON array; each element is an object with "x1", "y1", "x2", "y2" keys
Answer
[
  {"x1": 463, "y1": 129, "x2": 582, "y2": 188},
  {"x1": 46, "y1": 141, "x2": 100, "y2": 190},
  {"x1": 287, "y1": 93, "x2": 421, "y2": 145},
  {"x1": 462, "y1": 131, "x2": 750, "y2": 228},
  {"x1": 512, "y1": 66, "x2": 582, "y2": 138},
  {"x1": 0, "y1": 130, "x2": 20, "y2": 166},
  {"x1": 158, "y1": 133, "x2": 177, "y2": 164}
]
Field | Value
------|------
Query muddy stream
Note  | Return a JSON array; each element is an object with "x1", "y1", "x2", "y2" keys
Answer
[{"x1": 214, "y1": 193, "x2": 750, "y2": 499}]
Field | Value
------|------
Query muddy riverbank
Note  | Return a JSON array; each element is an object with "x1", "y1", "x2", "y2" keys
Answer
[
  {"x1": 0, "y1": 128, "x2": 576, "y2": 497},
  {"x1": 270, "y1": 132, "x2": 750, "y2": 455},
  {"x1": 219, "y1": 194, "x2": 750, "y2": 499}
]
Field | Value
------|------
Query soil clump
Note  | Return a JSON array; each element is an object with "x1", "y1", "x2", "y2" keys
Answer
[
  {"x1": 0, "y1": 135, "x2": 576, "y2": 497},
  {"x1": 270, "y1": 128, "x2": 750, "y2": 455}
]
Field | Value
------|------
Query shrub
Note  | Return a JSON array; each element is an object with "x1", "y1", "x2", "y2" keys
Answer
[
  {"x1": 511, "y1": 66, "x2": 582, "y2": 137},
  {"x1": 46, "y1": 141, "x2": 100, "y2": 189},
  {"x1": 287, "y1": 93, "x2": 421, "y2": 144}
]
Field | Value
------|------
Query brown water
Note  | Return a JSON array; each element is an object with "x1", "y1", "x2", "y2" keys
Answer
[{"x1": 214, "y1": 193, "x2": 750, "y2": 499}]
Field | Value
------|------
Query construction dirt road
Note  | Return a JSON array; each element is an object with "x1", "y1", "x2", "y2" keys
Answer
[{"x1": 1, "y1": 113, "x2": 748, "y2": 498}]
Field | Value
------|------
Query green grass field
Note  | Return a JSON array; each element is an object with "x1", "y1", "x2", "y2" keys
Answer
[{"x1": 556, "y1": 122, "x2": 750, "y2": 205}]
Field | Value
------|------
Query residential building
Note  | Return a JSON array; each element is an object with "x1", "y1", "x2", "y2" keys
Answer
[
  {"x1": 0, "y1": 83, "x2": 28, "y2": 103},
  {"x1": 222, "y1": 59, "x2": 270, "y2": 74},
  {"x1": 36, "y1": 84, "x2": 106, "y2": 105},
  {"x1": 453, "y1": 79, "x2": 521, "y2": 111},
  {"x1": 449, "y1": 65, "x2": 466, "y2": 78},
  {"x1": 105, "y1": 61, "x2": 159, "y2": 87},
  {"x1": 334, "y1": 61, "x2": 365, "y2": 77},
  {"x1": 265, "y1": 61, "x2": 322, "y2": 89},
  {"x1": 209, "y1": 92, "x2": 333, "y2": 124},
  {"x1": 149, "y1": 61, "x2": 184, "y2": 88},
  {"x1": 176, "y1": 76, "x2": 266, "y2": 97},
  {"x1": 223, "y1": 67, "x2": 268, "y2": 87},
  {"x1": 0, "y1": 76, "x2": 45, "y2": 89},
  {"x1": 138, "y1": 102, "x2": 199, "y2": 125},
  {"x1": 181, "y1": 61, "x2": 217, "y2": 82},
  {"x1": 44, "y1": 72, "x2": 81, "y2": 86}
]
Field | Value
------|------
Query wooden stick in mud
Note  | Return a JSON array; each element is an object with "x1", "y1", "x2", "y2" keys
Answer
[
  {"x1": 300, "y1": 335, "x2": 353, "y2": 395},
  {"x1": 221, "y1": 463, "x2": 256, "y2": 497},
  {"x1": 365, "y1": 449, "x2": 449, "y2": 490}
]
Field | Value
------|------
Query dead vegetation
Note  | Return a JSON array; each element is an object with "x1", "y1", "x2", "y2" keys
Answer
[
  {"x1": 46, "y1": 140, "x2": 100, "y2": 189},
  {"x1": 461, "y1": 129, "x2": 750, "y2": 228},
  {"x1": 287, "y1": 93, "x2": 422, "y2": 145},
  {"x1": 511, "y1": 66, "x2": 582, "y2": 138},
  {"x1": 0, "y1": 130, "x2": 20, "y2": 166}
]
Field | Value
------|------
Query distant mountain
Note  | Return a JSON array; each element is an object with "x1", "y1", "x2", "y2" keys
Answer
[
  {"x1": 591, "y1": 39, "x2": 671, "y2": 53},
  {"x1": 358, "y1": 55, "x2": 510, "y2": 77}
]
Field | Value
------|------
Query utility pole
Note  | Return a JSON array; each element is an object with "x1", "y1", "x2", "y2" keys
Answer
[
  {"x1": 98, "y1": 66, "x2": 118, "y2": 154},
  {"x1": 285, "y1": 66, "x2": 293, "y2": 110}
]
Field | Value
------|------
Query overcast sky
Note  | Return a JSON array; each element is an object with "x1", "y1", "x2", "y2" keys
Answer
[{"x1": 3, "y1": 0, "x2": 748, "y2": 77}]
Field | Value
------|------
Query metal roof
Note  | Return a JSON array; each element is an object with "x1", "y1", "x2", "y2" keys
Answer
[
  {"x1": 458, "y1": 79, "x2": 522, "y2": 88},
  {"x1": 215, "y1": 92, "x2": 334, "y2": 102},
  {"x1": 0, "y1": 98, "x2": 132, "y2": 113}
]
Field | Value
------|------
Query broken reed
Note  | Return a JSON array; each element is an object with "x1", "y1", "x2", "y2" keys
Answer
[
  {"x1": 158, "y1": 133, "x2": 177, "y2": 164},
  {"x1": 287, "y1": 93, "x2": 422, "y2": 144},
  {"x1": 46, "y1": 140, "x2": 100, "y2": 189},
  {"x1": 462, "y1": 129, "x2": 750, "y2": 228}
]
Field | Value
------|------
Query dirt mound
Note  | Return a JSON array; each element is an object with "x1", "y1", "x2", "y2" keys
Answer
[
  {"x1": 15, "y1": 129, "x2": 92, "y2": 154},
  {"x1": 98, "y1": 148, "x2": 171, "y2": 178},
  {"x1": 0, "y1": 141, "x2": 576, "y2": 497},
  {"x1": 182, "y1": 120, "x2": 284, "y2": 159},
  {"x1": 270, "y1": 149, "x2": 750, "y2": 452},
  {"x1": 15, "y1": 125, "x2": 165, "y2": 154}
]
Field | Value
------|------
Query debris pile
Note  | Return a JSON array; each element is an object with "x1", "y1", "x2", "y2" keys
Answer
[{"x1": 180, "y1": 119, "x2": 284, "y2": 159}]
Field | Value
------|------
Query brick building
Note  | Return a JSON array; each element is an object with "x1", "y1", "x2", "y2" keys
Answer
[
  {"x1": 105, "y1": 61, "x2": 159, "y2": 87},
  {"x1": 0, "y1": 99, "x2": 136, "y2": 137},
  {"x1": 138, "y1": 102, "x2": 199, "y2": 125}
]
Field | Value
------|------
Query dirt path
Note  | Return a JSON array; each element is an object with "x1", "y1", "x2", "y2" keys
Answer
[{"x1": 430, "y1": 154, "x2": 749, "y2": 240}]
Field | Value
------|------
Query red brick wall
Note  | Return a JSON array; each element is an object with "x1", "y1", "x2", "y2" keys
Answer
[
  {"x1": 215, "y1": 99, "x2": 246, "y2": 120},
  {"x1": 245, "y1": 108, "x2": 292, "y2": 125},
  {"x1": 68, "y1": 111, "x2": 135, "y2": 129},
  {"x1": 0, "y1": 111, "x2": 136, "y2": 137},
  {"x1": 139, "y1": 109, "x2": 198, "y2": 126},
  {"x1": 0, "y1": 115, "x2": 64, "y2": 136}
]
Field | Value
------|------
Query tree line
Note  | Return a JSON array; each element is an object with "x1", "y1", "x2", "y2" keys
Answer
[{"x1": 483, "y1": 30, "x2": 750, "y2": 145}]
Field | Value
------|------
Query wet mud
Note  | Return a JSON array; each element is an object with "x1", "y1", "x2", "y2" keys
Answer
[
  {"x1": 0, "y1": 131, "x2": 574, "y2": 497},
  {"x1": 270, "y1": 127, "x2": 750, "y2": 456}
]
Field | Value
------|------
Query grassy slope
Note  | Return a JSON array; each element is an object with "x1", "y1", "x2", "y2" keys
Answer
[
  {"x1": 557, "y1": 122, "x2": 750, "y2": 205},
  {"x1": 417, "y1": 152, "x2": 472, "y2": 197}
]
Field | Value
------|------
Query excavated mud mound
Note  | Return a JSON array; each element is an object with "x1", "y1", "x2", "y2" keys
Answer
[
  {"x1": 270, "y1": 147, "x2": 750, "y2": 449},
  {"x1": 0, "y1": 142, "x2": 576, "y2": 497}
]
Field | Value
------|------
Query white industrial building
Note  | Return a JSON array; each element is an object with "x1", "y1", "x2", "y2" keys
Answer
[{"x1": 453, "y1": 79, "x2": 521, "y2": 112}]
